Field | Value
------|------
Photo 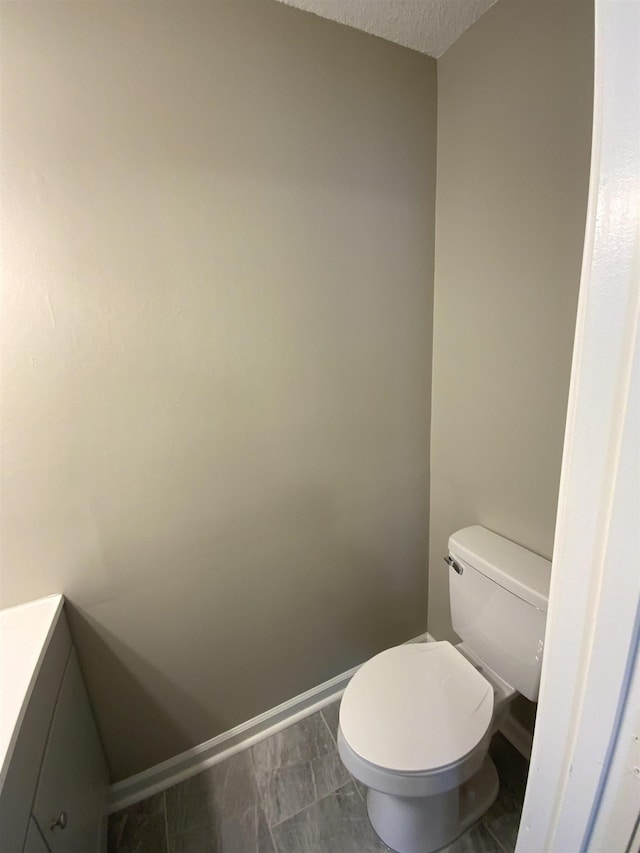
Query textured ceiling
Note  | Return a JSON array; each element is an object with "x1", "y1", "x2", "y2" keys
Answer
[{"x1": 277, "y1": 0, "x2": 498, "y2": 58}]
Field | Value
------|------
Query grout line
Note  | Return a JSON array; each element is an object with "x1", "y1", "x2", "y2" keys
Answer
[
  {"x1": 266, "y1": 812, "x2": 279, "y2": 853},
  {"x1": 482, "y1": 819, "x2": 512, "y2": 853},
  {"x1": 247, "y1": 730, "x2": 281, "y2": 852},
  {"x1": 163, "y1": 789, "x2": 170, "y2": 853},
  {"x1": 318, "y1": 703, "x2": 367, "y2": 805},
  {"x1": 248, "y1": 743, "x2": 269, "y2": 822},
  {"x1": 319, "y1": 704, "x2": 338, "y2": 746},
  {"x1": 352, "y1": 775, "x2": 365, "y2": 803},
  {"x1": 269, "y1": 780, "x2": 355, "y2": 830},
  {"x1": 309, "y1": 760, "x2": 319, "y2": 803}
]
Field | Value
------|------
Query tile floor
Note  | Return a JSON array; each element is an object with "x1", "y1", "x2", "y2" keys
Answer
[{"x1": 108, "y1": 700, "x2": 529, "y2": 853}]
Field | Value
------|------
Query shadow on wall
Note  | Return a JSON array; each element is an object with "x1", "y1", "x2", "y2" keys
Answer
[
  {"x1": 1, "y1": 0, "x2": 433, "y2": 784},
  {"x1": 63, "y1": 483, "x2": 425, "y2": 780},
  {"x1": 65, "y1": 603, "x2": 222, "y2": 783},
  {"x1": 1, "y1": 2, "x2": 433, "y2": 201}
]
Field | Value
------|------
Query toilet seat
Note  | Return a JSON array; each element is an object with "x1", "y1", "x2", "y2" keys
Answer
[{"x1": 340, "y1": 641, "x2": 494, "y2": 774}]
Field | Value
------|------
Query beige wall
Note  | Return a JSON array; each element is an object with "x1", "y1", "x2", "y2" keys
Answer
[
  {"x1": 0, "y1": 2, "x2": 436, "y2": 780},
  {"x1": 429, "y1": 0, "x2": 593, "y2": 642}
]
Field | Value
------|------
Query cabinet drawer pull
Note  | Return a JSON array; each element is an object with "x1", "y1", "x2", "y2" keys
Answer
[{"x1": 50, "y1": 811, "x2": 68, "y2": 831}]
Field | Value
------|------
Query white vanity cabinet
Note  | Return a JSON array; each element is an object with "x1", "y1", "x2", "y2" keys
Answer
[
  {"x1": 31, "y1": 648, "x2": 108, "y2": 853},
  {"x1": 23, "y1": 820, "x2": 50, "y2": 853},
  {"x1": 0, "y1": 597, "x2": 109, "y2": 853}
]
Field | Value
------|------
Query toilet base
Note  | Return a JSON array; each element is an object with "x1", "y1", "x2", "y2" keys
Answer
[{"x1": 366, "y1": 756, "x2": 499, "y2": 853}]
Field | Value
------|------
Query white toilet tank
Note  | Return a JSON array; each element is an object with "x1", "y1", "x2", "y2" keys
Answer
[{"x1": 448, "y1": 526, "x2": 552, "y2": 702}]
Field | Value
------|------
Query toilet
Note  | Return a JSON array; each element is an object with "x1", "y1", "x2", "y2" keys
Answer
[{"x1": 337, "y1": 525, "x2": 552, "y2": 853}]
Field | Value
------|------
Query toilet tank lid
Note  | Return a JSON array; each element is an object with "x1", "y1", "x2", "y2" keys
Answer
[{"x1": 449, "y1": 526, "x2": 552, "y2": 612}]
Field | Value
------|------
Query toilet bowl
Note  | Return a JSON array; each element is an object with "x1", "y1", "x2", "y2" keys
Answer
[
  {"x1": 336, "y1": 525, "x2": 552, "y2": 853},
  {"x1": 338, "y1": 641, "x2": 504, "y2": 853}
]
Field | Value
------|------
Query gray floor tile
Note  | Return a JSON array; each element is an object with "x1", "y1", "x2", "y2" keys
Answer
[
  {"x1": 481, "y1": 733, "x2": 528, "y2": 852},
  {"x1": 443, "y1": 821, "x2": 503, "y2": 853},
  {"x1": 482, "y1": 732, "x2": 529, "y2": 853},
  {"x1": 167, "y1": 806, "x2": 275, "y2": 853},
  {"x1": 251, "y1": 712, "x2": 350, "y2": 826},
  {"x1": 108, "y1": 792, "x2": 168, "y2": 853},
  {"x1": 320, "y1": 700, "x2": 340, "y2": 743},
  {"x1": 270, "y1": 782, "x2": 388, "y2": 853},
  {"x1": 165, "y1": 751, "x2": 274, "y2": 852},
  {"x1": 482, "y1": 787, "x2": 521, "y2": 853},
  {"x1": 112, "y1": 711, "x2": 528, "y2": 853},
  {"x1": 321, "y1": 700, "x2": 369, "y2": 802}
]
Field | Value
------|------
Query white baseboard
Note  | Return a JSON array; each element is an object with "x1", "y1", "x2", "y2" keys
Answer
[
  {"x1": 108, "y1": 631, "x2": 432, "y2": 813},
  {"x1": 499, "y1": 711, "x2": 534, "y2": 760}
]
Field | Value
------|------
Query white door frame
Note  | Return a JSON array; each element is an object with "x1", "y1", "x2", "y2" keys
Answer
[{"x1": 516, "y1": 1, "x2": 639, "y2": 851}]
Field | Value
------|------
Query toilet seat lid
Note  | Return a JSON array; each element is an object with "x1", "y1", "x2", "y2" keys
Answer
[{"x1": 340, "y1": 641, "x2": 494, "y2": 773}]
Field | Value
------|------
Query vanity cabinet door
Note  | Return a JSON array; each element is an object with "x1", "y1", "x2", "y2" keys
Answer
[
  {"x1": 32, "y1": 649, "x2": 108, "y2": 853},
  {"x1": 0, "y1": 615, "x2": 71, "y2": 853},
  {"x1": 23, "y1": 819, "x2": 50, "y2": 853}
]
